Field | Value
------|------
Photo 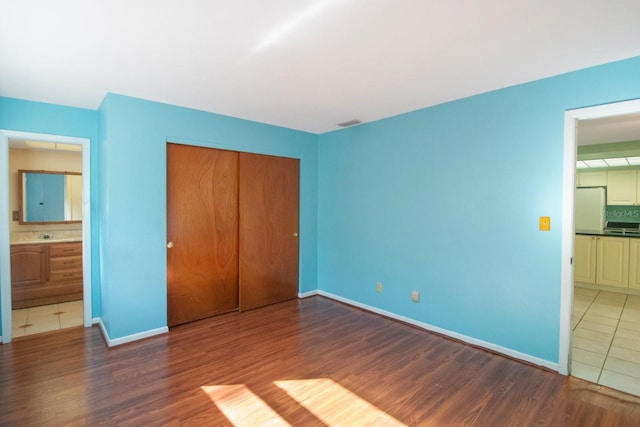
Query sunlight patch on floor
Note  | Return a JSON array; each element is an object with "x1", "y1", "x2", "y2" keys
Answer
[
  {"x1": 201, "y1": 384, "x2": 291, "y2": 426},
  {"x1": 274, "y1": 378, "x2": 407, "y2": 427},
  {"x1": 202, "y1": 378, "x2": 406, "y2": 426},
  {"x1": 274, "y1": 378, "x2": 406, "y2": 427}
]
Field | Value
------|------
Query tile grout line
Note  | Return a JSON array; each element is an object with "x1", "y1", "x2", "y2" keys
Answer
[
  {"x1": 571, "y1": 290, "x2": 607, "y2": 378},
  {"x1": 573, "y1": 290, "x2": 599, "y2": 331},
  {"x1": 14, "y1": 300, "x2": 85, "y2": 337},
  {"x1": 56, "y1": 303, "x2": 62, "y2": 329},
  {"x1": 595, "y1": 293, "x2": 628, "y2": 384}
]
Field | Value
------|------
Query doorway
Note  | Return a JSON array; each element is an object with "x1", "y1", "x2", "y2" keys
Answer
[
  {"x1": 0, "y1": 130, "x2": 92, "y2": 343},
  {"x1": 562, "y1": 99, "x2": 640, "y2": 396}
]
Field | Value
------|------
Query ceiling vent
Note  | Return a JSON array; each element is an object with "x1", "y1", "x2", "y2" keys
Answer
[{"x1": 337, "y1": 119, "x2": 362, "y2": 127}]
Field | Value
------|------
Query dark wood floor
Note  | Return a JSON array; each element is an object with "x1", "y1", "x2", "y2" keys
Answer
[{"x1": 1, "y1": 296, "x2": 640, "y2": 426}]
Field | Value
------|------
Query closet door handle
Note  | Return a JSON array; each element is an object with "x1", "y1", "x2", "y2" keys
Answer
[
  {"x1": 293, "y1": 232, "x2": 298, "y2": 237},
  {"x1": 167, "y1": 242, "x2": 174, "y2": 248}
]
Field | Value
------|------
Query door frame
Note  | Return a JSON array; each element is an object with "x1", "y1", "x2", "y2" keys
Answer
[
  {"x1": 0, "y1": 130, "x2": 92, "y2": 343},
  {"x1": 559, "y1": 98, "x2": 640, "y2": 374}
]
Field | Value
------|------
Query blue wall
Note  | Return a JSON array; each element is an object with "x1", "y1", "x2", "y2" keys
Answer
[
  {"x1": 317, "y1": 56, "x2": 640, "y2": 363},
  {"x1": 0, "y1": 97, "x2": 101, "y2": 331},
  {"x1": 3, "y1": 55, "x2": 640, "y2": 365},
  {"x1": 98, "y1": 94, "x2": 318, "y2": 339}
]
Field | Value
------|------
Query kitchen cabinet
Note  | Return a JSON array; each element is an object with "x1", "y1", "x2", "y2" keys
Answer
[
  {"x1": 11, "y1": 241, "x2": 83, "y2": 309},
  {"x1": 574, "y1": 235, "x2": 630, "y2": 289},
  {"x1": 574, "y1": 235, "x2": 596, "y2": 284},
  {"x1": 577, "y1": 170, "x2": 608, "y2": 187},
  {"x1": 595, "y1": 236, "x2": 629, "y2": 288},
  {"x1": 607, "y1": 170, "x2": 637, "y2": 205},
  {"x1": 628, "y1": 239, "x2": 640, "y2": 290}
]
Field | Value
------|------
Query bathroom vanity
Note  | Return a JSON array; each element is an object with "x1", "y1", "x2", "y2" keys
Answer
[{"x1": 11, "y1": 240, "x2": 83, "y2": 309}]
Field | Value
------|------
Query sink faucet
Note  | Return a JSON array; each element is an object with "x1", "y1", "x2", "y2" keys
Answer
[{"x1": 41, "y1": 233, "x2": 53, "y2": 239}]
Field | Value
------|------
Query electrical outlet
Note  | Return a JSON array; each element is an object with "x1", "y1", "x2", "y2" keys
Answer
[
  {"x1": 411, "y1": 291, "x2": 420, "y2": 302},
  {"x1": 12, "y1": 211, "x2": 19, "y2": 221},
  {"x1": 376, "y1": 282, "x2": 382, "y2": 293}
]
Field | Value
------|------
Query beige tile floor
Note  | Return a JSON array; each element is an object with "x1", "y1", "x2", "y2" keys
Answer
[
  {"x1": 12, "y1": 300, "x2": 84, "y2": 338},
  {"x1": 572, "y1": 287, "x2": 640, "y2": 397}
]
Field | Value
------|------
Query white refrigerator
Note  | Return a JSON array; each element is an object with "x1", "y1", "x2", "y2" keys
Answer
[{"x1": 575, "y1": 187, "x2": 606, "y2": 231}]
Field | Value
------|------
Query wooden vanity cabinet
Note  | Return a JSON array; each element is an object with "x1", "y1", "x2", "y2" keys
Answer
[
  {"x1": 11, "y1": 242, "x2": 83, "y2": 309},
  {"x1": 10, "y1": 244, "x2": 46, "y2": 292}
]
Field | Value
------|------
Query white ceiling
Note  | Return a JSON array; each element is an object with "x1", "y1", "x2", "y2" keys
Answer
[{"x1": 1, "y1": 0, "x2": 640, "y2": 134}]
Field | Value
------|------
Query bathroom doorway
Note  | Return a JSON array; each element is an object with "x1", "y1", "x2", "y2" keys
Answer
[{"x1": 0, "y1": 130, "x2": 92, "y2": 343}]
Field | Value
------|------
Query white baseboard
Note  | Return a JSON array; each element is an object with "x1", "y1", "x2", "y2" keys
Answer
[
  {"x1": 576, "y1": 281, "x2": 640, "y2": 297},
  {"x1": 316, "y1": 290, "x2": 559, "y2": 372},
  {"x1": 298, "y1": 290, "x2": 319, "y2": 298},
  {"x1": 97, "y1": 318, "x2": 168, "y2": 347}
]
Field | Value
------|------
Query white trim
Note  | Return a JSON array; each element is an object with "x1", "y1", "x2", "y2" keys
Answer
[
  {"x1": 0, "y1": 132, "x2": 10, "y2": 343},
  {"x1": 0, "y1": 130, "x2": 92, "y2": 343},
  {"x1": 98, "y1": 318, "x2": 168, "y2": 347},
  {"x1": 575, "y1": 281, "x2": 640, "y2": 296},
  {"x1": 317, "y1": 290, "x2": 558, "y2": 371},
  {"x1": 559, "y1": 98, "x2": 640, "y2": 375},
  {"x1": 298, "y1": 290, "x2": 319, "y2": 298}
]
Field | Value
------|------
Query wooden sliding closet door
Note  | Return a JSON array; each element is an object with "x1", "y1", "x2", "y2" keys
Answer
[
  {"x1": 166, "y1": 143, "x2": 239, "y2": 326},
  {"x1": 239, "y1": 153, "x2": 299, "y2": 310}
]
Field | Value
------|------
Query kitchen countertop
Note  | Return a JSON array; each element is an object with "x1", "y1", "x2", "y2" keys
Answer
[{"x1": 576, "y1": 229, "x2": 640, "y2": 238}]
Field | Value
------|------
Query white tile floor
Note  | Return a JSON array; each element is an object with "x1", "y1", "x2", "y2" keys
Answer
[
  {"x1": 11, "y1": 300, "x2": 84, "y2": 338},
  {"x1": 572, "y1": 288, "x2": 640, "y2": 397}
]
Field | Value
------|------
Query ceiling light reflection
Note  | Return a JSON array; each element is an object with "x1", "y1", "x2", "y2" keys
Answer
[{"x1": 252, "y1": 0, "x2": 343, "y2": 53}]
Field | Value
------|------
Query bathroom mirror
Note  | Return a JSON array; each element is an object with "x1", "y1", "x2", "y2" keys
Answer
[{"x1": 18, "y1": 170, "x2": 82, "y2": 224}]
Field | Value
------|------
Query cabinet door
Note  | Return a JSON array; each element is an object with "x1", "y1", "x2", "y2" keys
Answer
[
  {"x1": 578, "y1": 171, "x2": 607, "y2": 187},
  {"x1": 11, "y1": 244, "x2": 46, "y2": 307},
  {"x1": 607, "y1": 170, "x2": 637, "y2": 205},
  {"x1": 10, "y1": 244, "x2": 45, "y2": 285},
  {"x1": 596, "y1": 236, "x2": 629, "y2": 288},
  {"x1": 629, "y1": 239, "x2": 640, "y2": 290},
  {"x1": 574, "y1": 235, "x2": 596, "y2": 284}
]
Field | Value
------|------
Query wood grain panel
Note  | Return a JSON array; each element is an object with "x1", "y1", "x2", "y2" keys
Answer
[
  {"x1": 239, "y1": 152, "x2": 299, "y2": 310},
  {"x1": 2, "y1": 297, "x2": 639, "y2": 425},
  {"x1": 49, "y1": 242, "x2": 82, "y2": 257},
  {"x1": 167, "y1": 143, "x2": 239, "y2": 326}
]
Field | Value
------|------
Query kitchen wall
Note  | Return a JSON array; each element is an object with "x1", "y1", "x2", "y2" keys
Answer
[
  {"x1": 607, "y1": 205, "x2": 640, "y2": 222},
  {"x1": 9, "y1": 147, "x2": 82, "y2": 233},
  {"x1": 317, "y1": 55, "x2": 640, "y2": 364}
]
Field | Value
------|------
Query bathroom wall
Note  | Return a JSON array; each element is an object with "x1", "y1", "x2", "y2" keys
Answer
[{"x1": 9, "y1": 147, "x2": 82, "y2": 234}]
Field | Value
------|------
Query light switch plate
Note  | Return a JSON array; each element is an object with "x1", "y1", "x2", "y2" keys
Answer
[{"x1": 539, "y1": 216, "x2": 550, "y2": 231}]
